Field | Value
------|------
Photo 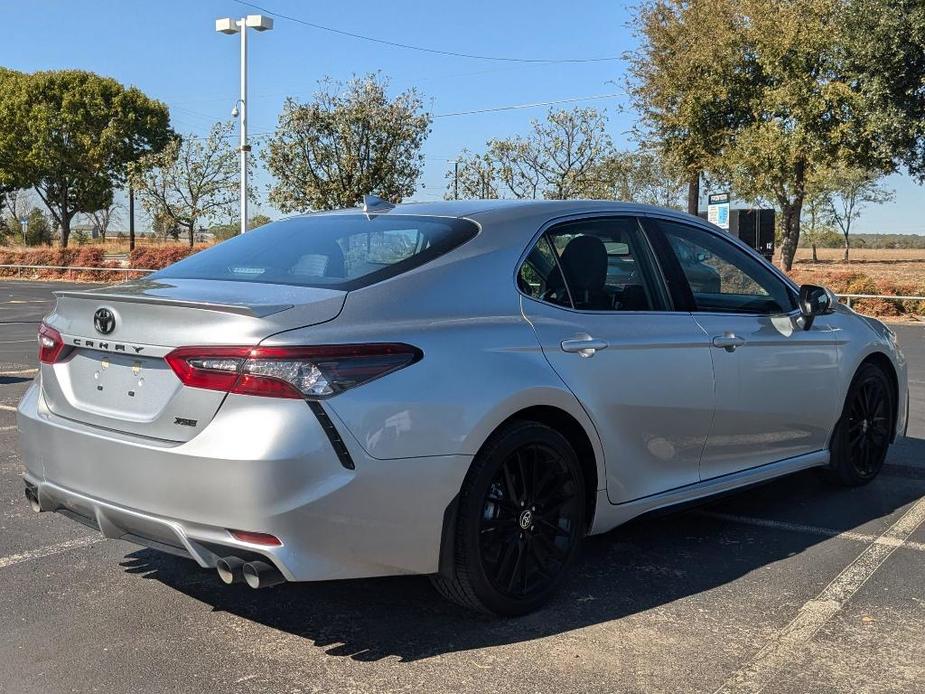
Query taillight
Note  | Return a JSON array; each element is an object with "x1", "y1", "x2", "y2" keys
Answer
[
  {"x1": 165, "y1": 344, "x2": 422, "y2": 399},
  {"x1": 38, "y1": 323, "x2": 66, "y2": 364}
]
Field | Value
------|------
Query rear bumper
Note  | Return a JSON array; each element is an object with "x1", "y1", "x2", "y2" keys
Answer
[{"x1": 17, "y1": 382, "x2": 471, "y2": 581}]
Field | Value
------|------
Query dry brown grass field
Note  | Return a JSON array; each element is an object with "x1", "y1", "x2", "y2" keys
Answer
[{"x1": 789, "y1": 248, "x2": 925, "y2": 319}]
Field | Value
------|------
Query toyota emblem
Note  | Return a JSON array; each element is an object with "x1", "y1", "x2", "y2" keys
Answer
[{"x1": 93, "y1": 308, "x2": 116, "y2": 335}]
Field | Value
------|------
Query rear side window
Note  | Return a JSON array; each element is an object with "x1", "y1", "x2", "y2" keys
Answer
[
  {"x1": 518, "y1": 216, "x2": 666, "y2": 312},
  {"x1": 152, "y1": 214, "x2": 479, "y2": 290}
]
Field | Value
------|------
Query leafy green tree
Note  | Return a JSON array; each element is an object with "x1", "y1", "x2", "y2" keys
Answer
[
  {"x1": 23, "y1": 207, "x2": 53, "y2": 246},
  {"x1": 0, "y1": 69, "x2": 172, "y2": 247},
  {"x1": 628, "y1": 0, "x2": 914, "y2": 271},
  {"x1": 842, "y1": 0, "x2": 925, "y2": 182},
  {"x1": 627, "y1": 0, "x2": 757, "y2": 214},
  {"x1": 131, "y1": 122, "x2": 242, "y2": 247},
  {"x1": 264, "y1": 74, "x2": 431, "y2": 211}
]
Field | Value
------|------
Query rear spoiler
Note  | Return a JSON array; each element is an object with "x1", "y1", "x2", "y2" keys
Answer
[{"x1": 53, "y1": 290, "x2": 292, "y2": 318}]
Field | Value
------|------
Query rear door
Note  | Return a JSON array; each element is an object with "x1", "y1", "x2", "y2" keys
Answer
[
  {"x1": 519, "y1": 215, "x2": 716, "y2": 504},
  {"x1": 647, "y1": 217, "x2": 839, "y2": 479}
]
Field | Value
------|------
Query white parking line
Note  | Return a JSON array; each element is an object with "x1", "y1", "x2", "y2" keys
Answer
[
  {"x1": 0, "y1": 425, "x2": 16, "y2": 432},
  {"x1": 713, "y1": 495, "x2": 925, "y2": 694},
  {"x1": 696, "y1": 510, "x2": 925, "y2": 553},
  {"x1": 0, "y1": 404, "x2": 17, "y2": 412},
  {"x1": 0, "y1": 368, "x2": 37, "y2": 376},
  {"x1": 0, "y1": 536, "x2": 104, "y2": 570}
]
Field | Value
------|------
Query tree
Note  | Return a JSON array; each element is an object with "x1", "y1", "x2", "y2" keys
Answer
[
  {"x1": 628, "y1": 0, "x2": 911, "y2": 271},
  {"x1": 131, "y1": 122, "x2": 241, "y2": 247},
  {"x1": 0, "y1": 70, "x2": 173, "y2": 247},
  {"x1": 842, "y1": 1, "x2": 925, "y2": 183},
  {"x1": 0, "y1": 188, "x2": 31, "y2": 244},
  {"x1": 628, "y1": 0, "x2": 757, "y2": 214},
  {"x1": 264, "y1": 74, "x2": 431, "y2": 212},
  {"x1": 446, "y1": 108, "x2": 613, "y2": 200},
  {"x1": 823, "y1": 169, "x2": 894, "y2": 262},
  {"x1": 210, "y1": 214, "x2": 273, "y2": 242},
  {"x1": 87, "y1": 203, "x2": 121, "y2": 244},
  {"x1": 22, "y1": 207, "x2": 53, "y2": 247},
  {"x1": 578, "y1": 150, "x2": 687, "y2": 207},
  {"x1": 445, "y1": 149, "x2": 500, "y2": 200}
]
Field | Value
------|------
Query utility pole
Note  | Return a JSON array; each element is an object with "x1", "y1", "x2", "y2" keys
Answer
[
  {"x1": 216, "y1": 15, "x2": 274, "y2": 235},
  {"x1": 454, "y1": 160, "x2": 459, "y2": 200}
]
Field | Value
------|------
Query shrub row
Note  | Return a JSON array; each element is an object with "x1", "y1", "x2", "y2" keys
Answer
[
  {"x1": 789, "y1": 267, "x2": 925, "y2": 318},
  {"x1": 128, "y1": 245, "x2": 205, "y2": 270},
  {"x1": 0, "y1": 245, "x2": 204, "y2": 282}
]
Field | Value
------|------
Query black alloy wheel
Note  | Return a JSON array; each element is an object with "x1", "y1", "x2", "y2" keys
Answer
[
  {"x1": 478, "y1": 442, "x2": 582, "y2": 600},
  {"x1": 829, "y1": 363, "x2": 894, "y2": 486},
  {"x1": 431, "y1": 421, "x2": 585, "y2": 615}
]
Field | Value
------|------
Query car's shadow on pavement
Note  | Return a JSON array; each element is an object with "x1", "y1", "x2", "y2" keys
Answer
[{"x1": 121, "y1": 439, "x2": 925, "y2": 663}]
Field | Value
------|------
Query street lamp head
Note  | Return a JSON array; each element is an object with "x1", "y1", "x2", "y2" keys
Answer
[
  {"x1": 245, "y1": 15, "x2": 274, "y2": 31},
  {"x1": 215, "y1": 17, "x2": 240, "y2": 34}
]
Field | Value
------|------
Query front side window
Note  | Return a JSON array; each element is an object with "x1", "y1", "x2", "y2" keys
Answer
[
  {"x1": 657, "y1": 220, "x2": 793, "y2": 314},
  {"x1": 153, "y1": 214, "x2": 478, "y2": 290}
]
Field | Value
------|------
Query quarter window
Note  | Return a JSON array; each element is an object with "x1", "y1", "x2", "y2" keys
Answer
[
  {"x1": 518, "y1": 235, "x2": 570, "y2": 308},
  {"x1": 657, "y1": 220, "x2": 793, "y2": 314}
]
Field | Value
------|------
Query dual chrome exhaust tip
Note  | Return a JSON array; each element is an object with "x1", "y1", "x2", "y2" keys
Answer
[
  {"x1": 216, "y1": 556, "x2": 285, "y2": 589},
  {"x1": 24, "y1": 486, "x2": 41, "y2": 513}
]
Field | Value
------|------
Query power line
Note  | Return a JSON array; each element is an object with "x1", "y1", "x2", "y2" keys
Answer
[
  {"x1": 434, "y1": 93, "x2": 624, "y2": 118},
  {"x1": 181, "y1": 93, "x2": 626, "y2": 141},
  {"x1": 231, "y1": 0, "x2": 620, "y2": 64}
]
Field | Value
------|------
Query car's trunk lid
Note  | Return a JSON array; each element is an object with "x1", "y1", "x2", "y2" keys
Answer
[{"x1": 40, "y1": 278, "x2": 346, "y2": 442}]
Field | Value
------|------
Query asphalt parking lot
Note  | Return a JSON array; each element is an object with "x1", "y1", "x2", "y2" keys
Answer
[{"x1": 0, "y1": 280, "x2": 923, "y2": 694}]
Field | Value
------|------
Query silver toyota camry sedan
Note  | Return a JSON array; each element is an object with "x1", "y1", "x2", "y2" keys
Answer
[{"x1": 17, "y1": 198, "x2": 908, "y2": 615}]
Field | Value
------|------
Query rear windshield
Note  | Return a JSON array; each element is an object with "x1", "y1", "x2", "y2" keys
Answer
[{"x1": 151, "y1": 214, "x2": 479, "y2": 290}]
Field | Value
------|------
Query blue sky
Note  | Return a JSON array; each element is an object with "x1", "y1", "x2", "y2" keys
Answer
[{"x1": 0, "y1": 0, "x2": 921, "y2": 233}]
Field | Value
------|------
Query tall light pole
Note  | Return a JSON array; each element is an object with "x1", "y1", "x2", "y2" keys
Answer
[{"x1": 215, "y1": 15, "x2": 273, "y2": 235}]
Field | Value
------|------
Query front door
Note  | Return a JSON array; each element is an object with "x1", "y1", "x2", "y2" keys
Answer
[
  {"x1": 650, "y1": 218, "x2": 840, "y2": 480},
  {"x1": 518, "y1": 216, "x2": 715, "y2": 504}
]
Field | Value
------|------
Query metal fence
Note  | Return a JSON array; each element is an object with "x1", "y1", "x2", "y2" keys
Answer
[
  {"x1": 0, "y1": 264, "x2": 156, "y2": 279},
  {"x1": 836, "y1": 293, "x2": 925, "y2": 308}
]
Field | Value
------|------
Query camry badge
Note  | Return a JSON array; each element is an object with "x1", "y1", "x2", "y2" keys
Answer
[{"x1": 94, "y1": 308, "x2": 116, "y2": 335}]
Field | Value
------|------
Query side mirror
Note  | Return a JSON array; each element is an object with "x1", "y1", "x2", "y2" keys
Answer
[{"x1": 798, "y1": 284, "x2": 834, "y2": 330}]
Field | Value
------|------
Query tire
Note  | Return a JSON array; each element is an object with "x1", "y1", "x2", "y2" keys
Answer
[
  {"x1": 826, "y1": 362, "x2": 894, "y2": 487},
  {"x1": 431, "y1": 420, "x2": 586, "y2": 616}
]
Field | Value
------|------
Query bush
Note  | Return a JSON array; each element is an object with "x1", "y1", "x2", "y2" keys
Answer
[
  {"x1": 0, "y1": 245, "x2": 202, "y2": 282},
  {"x1": 129, "y1": 245, "x2": 205, "y2": 270}
]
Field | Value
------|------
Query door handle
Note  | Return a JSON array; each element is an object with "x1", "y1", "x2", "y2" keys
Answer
[
  {"x1": 561, "y1": 337, "x2": 609, "y2": 358},
  {"x1": 712, "y1": 334, "x2": 746, "y2": 352}
]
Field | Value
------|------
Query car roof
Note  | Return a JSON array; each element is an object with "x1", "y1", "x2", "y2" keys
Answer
[{"x1": 302, "y1": 199, "x2": 698, "y2": 224}]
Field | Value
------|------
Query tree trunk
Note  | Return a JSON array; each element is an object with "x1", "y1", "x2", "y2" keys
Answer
[
  {"x1": 188, "y1": 226, "x2": 195, "y2": 248},
  {"x1": 59, "y1": 216, "x2": 71, "y2": 248},
  {"x1": 129, "y1": 185, "x2": 136, "y2": 252},
  {"x1": 843, "y1": 235, "x2": 850, "y2": 263},
  {"x1": 812, "y1": 243, "x2": 817, "y2": 262},
  {"x1": 778, "y1": 202, "x2": 802, "y2": 271},
  {"x1": 687, "y1": 172, "x2": 700, "y2": 216}
]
